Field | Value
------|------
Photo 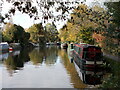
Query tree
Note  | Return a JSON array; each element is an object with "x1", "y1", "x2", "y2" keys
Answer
[
  {"x1": 27, "y1": 23, "x2": 46, "y2": 44},
  {"x1": 45, "y1": 23, "x2": 59, "y2": 42},
  {"x1": 59, "y1": 23, "x2": 78, "y2": 43},
  {"x1": 59, "y1": 4, "x2": 109, "y2": 44},
  {"x1": 2, "y1": 23, "x2": 15, "y2": 42},
  {"x1": 3, "y1": 23, "x2": 30, "y2": 46},
  {"x1": 2, "y1": 1, "x2": 85, "y2": 24},
  {"x1": 101, "y1": 2, "x2": 120, "y2": 56},
  {"x1": 104, "y1": 2, "x2": 120, "y2": 26},
  {"x1": 79, "y1": 27, "x2": 94, "y2": 44},
  {"x1": 0, "y1": 14, "x2": 5, "y2": 23}
]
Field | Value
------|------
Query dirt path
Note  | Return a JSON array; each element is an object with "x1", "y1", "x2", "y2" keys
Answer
[{"x1": 103, "y1": 53, "x2": 120, "y2": 62}]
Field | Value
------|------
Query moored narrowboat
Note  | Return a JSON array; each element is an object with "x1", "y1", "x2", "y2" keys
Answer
[
  {"x1": 61, "y1": 43, "x2": 68, "y2": 49},
  {"x1": 0, "y1": 42, "x2": 9, "y2": 52},
  {"x1": 73, "y1": 57, "x2": 103, "y2": 85},
  {"x1": 72, "y1": 43, "x2": 103, "y2": 71}
]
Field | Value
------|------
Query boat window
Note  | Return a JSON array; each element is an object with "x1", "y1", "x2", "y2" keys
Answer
[
  {"x1": 84, "y1": 47, "x2": 102, "y2": 60},
  {"x1": 74, "y1": 46, "x2": 79, "y2": 53},
  {"x1": 78, "y1": 48, "x2": 81, "y2": 54},
  {"x1": 71, "y1": 44, "x2": 74, "y2": 49},
  {"x1": 83, "y1": 50, "x2": 87, "y2": 59}
]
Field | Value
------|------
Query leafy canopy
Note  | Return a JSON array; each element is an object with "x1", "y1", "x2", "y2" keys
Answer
[{"x1": 1, "y1": 0, "x2": 85, "y2": 24}]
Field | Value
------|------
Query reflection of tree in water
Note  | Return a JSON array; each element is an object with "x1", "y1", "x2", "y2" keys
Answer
[
  {"x1": 4, "y1": 56, "x2": 20, "y2": 70},
  {"x1": 29, "y1": 46, "x2": 59, "y2": 66},
  {"x1": 45, "y1": 46, "x2": 59, "y2": 66},
  {"x1": 29, "y1": 48, "x2": 43, "y2": 65},
  {"x1": 4, "y1": 48, "x2": 32, "y2": 76},
  {"x1": 58, "y1": 49, "x2": 87, "y2": 88}
]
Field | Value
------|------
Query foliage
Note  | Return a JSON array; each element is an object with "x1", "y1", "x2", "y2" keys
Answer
[
  {"x1": 102, "y1": 24, "x2": 120, "y2": 56},
  {"x1": 3, "y1": 23, "x2": 30, "y2": 46},
  {"x1": 99, "y1": 57, "x2": 120, "y2": 88},
  {"x1": 2, "y1": 1, "x2": 85, "y2": 24},
  {"x1": 0, "y1": 14, "x2": 5, "y2": 23},
  {"x1": 104, "y1": 2, "x2": 120, "y2": 26},
  {"x1": 59, "y1": 4, "x2": 109, "y2": 44},
  {"x1": 27, "y1": 23, "x2": 46, "y2": 44},
  {"x1": 104, "y1": 24, "x2": 119, "y2": 39},
  {"x1": 79, "y1": 27, "x2": 94, "y2": 44},
  {"x1": 27, "y1": 22, "x2": 59, "y2": 44},
  {"x1": 44, "y1": 23, "x2": 59, "y2": 42},
  {"x1": 2, "y1": 23, "x2": 15, "y2": 42},
  {"x1": 102, "y1": 2, "x2": 120, "y2": 56}
]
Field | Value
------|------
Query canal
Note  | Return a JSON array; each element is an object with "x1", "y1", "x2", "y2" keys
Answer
[{"x1": 0, "y1": 46, "x2": 120, "y2": 88}]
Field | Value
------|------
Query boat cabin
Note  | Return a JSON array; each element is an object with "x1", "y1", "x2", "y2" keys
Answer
[
  {"x1": 72, "y1": 43, "x2": 103, "y2": 70},
  {"x1": 0, "y1": 42, "x2": 9, "y2": 51}
]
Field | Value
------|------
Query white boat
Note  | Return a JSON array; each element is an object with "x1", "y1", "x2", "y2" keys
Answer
[
  {"x1": 61, "y1": 43, "x2": 68, "y2": 49},
  {"x1": 0, "y1": 52, "x2": 8, "y2": 61},
  {"x1": 0, "y1": 42, "x2": 9, "y2": 51},
  {"x1": 29, "y1": 42, "x2": 39, "y2": 47}
]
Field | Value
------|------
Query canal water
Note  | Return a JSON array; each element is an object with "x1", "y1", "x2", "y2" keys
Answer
[{"x1": 0, "y1": 46, "x2": 120, "y2": 88}]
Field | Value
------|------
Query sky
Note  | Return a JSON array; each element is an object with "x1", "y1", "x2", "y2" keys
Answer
[
  {"x1": 1, "y1": 0, "x2": 118, "y2": 30},
  {"x1": 1, "y1": 0, "x2": 69, "y2": 29}
]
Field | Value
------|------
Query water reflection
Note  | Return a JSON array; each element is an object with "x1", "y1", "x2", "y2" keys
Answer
[
  {"x1": 2, "y1": 46, "x2": 119, "y2": 88},
  {"x1": 2, "y1": 46, "x2": 104, "y2": 88},
  {"x1": 29, "y1": 46, "x2": 60, "y2": 66},
  {"x1": 2, "y1": 48, "x2": 33, "y2": 76},
  {"x1": 58, "y1": 49, "x2": 87, "y2": 88},
  {"x1": 2, "y1": 46, "x2": 74, "y2": 88},
  {"x1": 0, "y1": 52, "x2": 8, "y2": 61}
]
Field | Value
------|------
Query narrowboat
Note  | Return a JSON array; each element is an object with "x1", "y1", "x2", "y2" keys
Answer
[
  {"x1": 56, "y1": 42, "x2": 61, "y2": 45},
  {"x1": 0, "y1": 52, "x2": 8, "y2": 60},
  {"x1": 61, "y1": 43, "x2": 68, "y2": 49},
  {"x1": 73, "y1": 57, "x2": 103, "y2": 85},
  {"x1": 72, "y1": 43, "x2": 103, "y2": 71},
  {"x1": 80, "y1": 69, "x2": 103, "y2": 85},
  {"x1": 0, "y1": 42, "x2": 9, "y2": 52}
]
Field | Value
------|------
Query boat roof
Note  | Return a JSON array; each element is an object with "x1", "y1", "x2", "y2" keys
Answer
[
  {"x1": 0, "y1": 42, "x2": 8, "y2": 44},
  {"x1": 74, "y1": 43, "x2": 100, "y2": 48}
]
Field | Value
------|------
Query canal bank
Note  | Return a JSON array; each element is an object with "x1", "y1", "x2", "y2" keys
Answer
[
  {"x1": 103, "y1": 53, "x2": 120, "y2": 62},
  {"x1": 99, "y1": 56, "x2": 120, "y2": 88}
]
